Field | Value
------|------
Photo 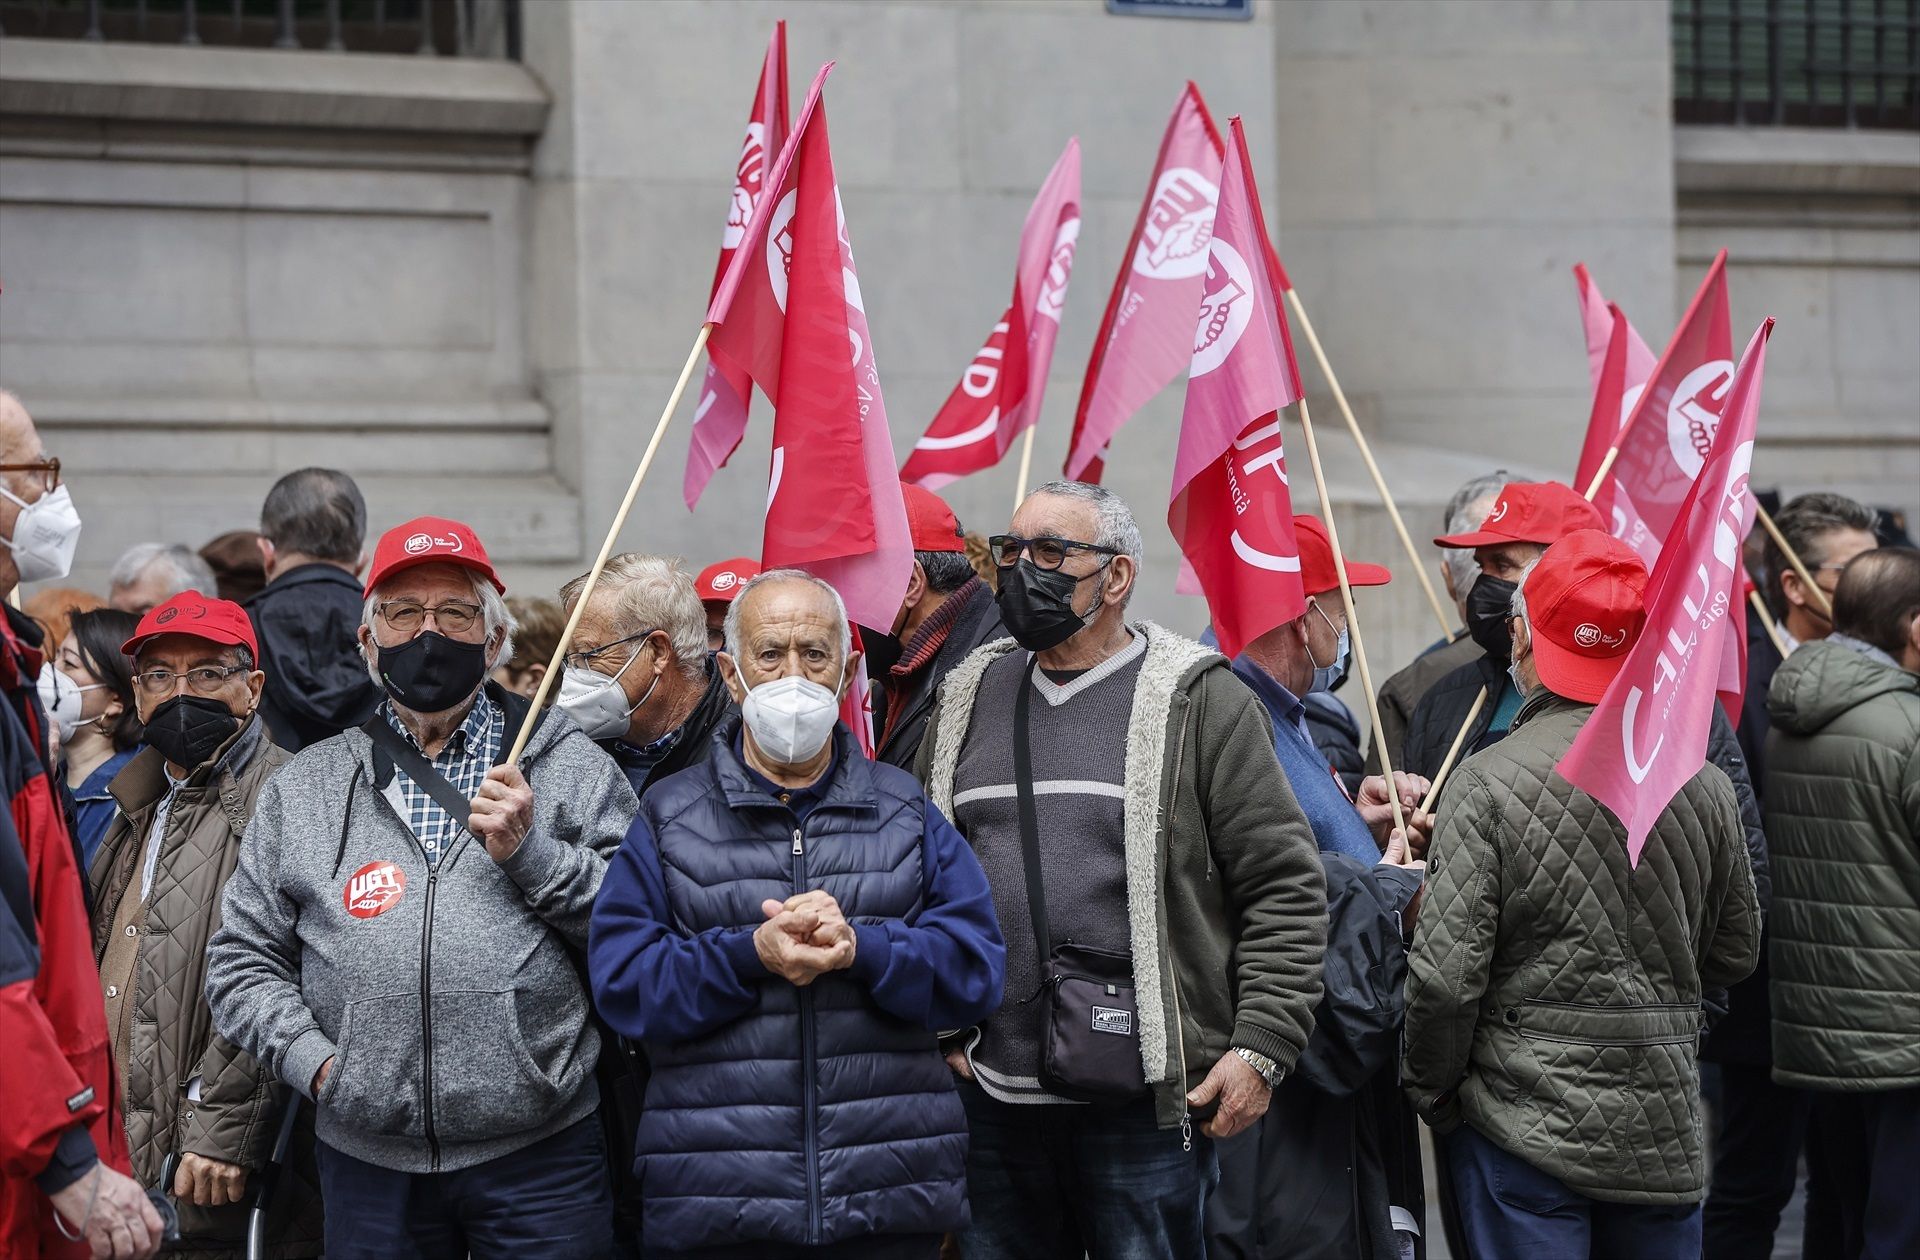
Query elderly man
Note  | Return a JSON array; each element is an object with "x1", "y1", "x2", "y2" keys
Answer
[
  {"x1": 88, "y1": 593, "x2": 320, "y2": 1256},
  {"x1": 1365, "y1": 471, "x2": 1508, "y2": 777},
  {"x1": 0, "y1": 389, "x2": 167, "y2": 1258},
  {"x1": 557, "y1": 553, "x2": 737, "y2": 798},
  {"x1": 694, "y1": 557, "x2": 759, "y2": 653},
  {"x1": 871, "y1": 486, "x2": 1006, "y2": 771},
  {"x1": 1404, "y1": 531, "x2": 1760, "y2": 1258},
  {"x1": 914, "y1": 480, "x2": 1326, "y2": 1259},
  {"x1": 108, "y1": 543, "x2": 217, "y2": 615},
  {"x1": 590, "y1": 568, "x2": 1004, "y2": 1258},
  {"x1": 1764, "y1": 547, "x2": 1920, "y2": 1259},
  {"x1": 246, "y1": 467, "x2": 380, "y2": 751},
  {"x1": 206, "y1": 516, "x2": 637, "y2": 1260}
]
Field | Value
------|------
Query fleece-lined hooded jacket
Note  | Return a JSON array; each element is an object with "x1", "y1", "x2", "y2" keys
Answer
[
  {"x1": 917, "y1": 623, "x2": 1329, "y2": 1130},
  {"x1": 205, "y1": 687, "x2": 638, "y2": 1174}
]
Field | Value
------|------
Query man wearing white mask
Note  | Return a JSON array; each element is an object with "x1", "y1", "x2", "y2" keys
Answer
[
  {"x1": 556, "y1": 553, "x2": 738, "y2": 799},
  {"x1": 589, "y1": 568, "x2": 1006, "y2": 1257}
]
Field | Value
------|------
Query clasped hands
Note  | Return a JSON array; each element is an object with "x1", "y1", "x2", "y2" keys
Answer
[{"x1": 754, "y1": 890, "x2": 857, "y2": 986}]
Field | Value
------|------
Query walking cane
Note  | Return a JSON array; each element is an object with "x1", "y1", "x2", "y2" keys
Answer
[{"x1": 247, "y1": 1095, "x2": 303, "y2": 1260}]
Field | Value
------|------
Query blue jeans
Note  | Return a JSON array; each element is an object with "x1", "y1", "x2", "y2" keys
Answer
[
  {"x1": 317, "y1": 1116, "x2": 615, "y2": 1259},
  {"x1": 1446, "y1": 1122, "x2": 1700, "y2": 1259},
  {"x1": 954, "y1": 1083, "x2": 1217, "y2": 1260}
]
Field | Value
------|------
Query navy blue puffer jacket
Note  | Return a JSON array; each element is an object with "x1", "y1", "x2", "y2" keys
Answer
[{"x1": 629, "y1": 727, "x2": 973, "y2": 1250}]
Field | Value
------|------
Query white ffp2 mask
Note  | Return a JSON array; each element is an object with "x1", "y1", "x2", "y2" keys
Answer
[{"x1": 735, "y1": 667, "x2": 840, "y2": 765}]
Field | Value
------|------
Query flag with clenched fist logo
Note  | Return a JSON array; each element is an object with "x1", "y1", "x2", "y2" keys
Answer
[
  {"x1": 1167, "y1": 116, "x2": 1307, "y2": 661},
  {"x1": 901, "y1": 139, "x2": 1081, "y2": 489},
  {"x1": 684, "y1": 22, "x2": 788, "y2": 510},
  {"x1": 1559, "y1": 318, "x2": 1772, "y2": 865},
  {"x1": 1067, "y1": 82, "x2": 1225, "y2": 483},
  {"x1": 705, "y1": 63, "x2": 911, "y2": 631}
]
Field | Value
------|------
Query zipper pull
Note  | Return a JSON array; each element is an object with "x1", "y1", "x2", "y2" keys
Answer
[
  {"x1": 1180, "y1": 1113, "x2": 1193, "y2": 1152},
  {"x1": 792, "y1": 829, "x2": 804, "y2": 856}
]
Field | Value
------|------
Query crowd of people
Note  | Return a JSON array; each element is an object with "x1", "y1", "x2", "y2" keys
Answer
[{"x1": 2, "y1": 381, "x2": 1916, "y2": 1260}]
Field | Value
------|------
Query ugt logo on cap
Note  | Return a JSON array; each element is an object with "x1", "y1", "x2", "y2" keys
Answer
[{"x1": 711, "y1": 571, "x2": 739, "y2": 592}]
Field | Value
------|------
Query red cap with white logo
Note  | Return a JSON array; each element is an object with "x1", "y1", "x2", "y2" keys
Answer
[
  {"x1": 695, "y1": 558, "x2": 760, "y2": 603},
  {"x1": 364, "y1": 516, "x2": 503, "y2": 596},
  {"x1": 1434, "y1": 481, "x2": 1606, "y2": 550},
  {"x1": 122, "y1": 590, "x2": 259, "y2": 660},
  {"x1": 1523, "y1": 528, "x2": 1649, "y2": 704}
]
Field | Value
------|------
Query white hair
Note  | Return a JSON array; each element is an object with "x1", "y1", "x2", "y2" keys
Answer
[
  {"x1": 361, "y1": 568, "x2": 514, "y2": 686},
  {"x1": 560, "y1": 554, "x2": 707, "y2": 684},
  {"x1": 111, "y1": 542, "x2": 216, "y2": 601},
  {"x1": 1511, "y1": 558, "x2": 1541, "y2": 627},
  {"x1": 1028, "y1": 479, "x2": 1145, "y2": 565},
  {"x1": 723, "y1": 569, "x2": 852, "y2": 664},
  {"x1": 1443, "y1": 472, "x2": 1509, "y2": 603}
]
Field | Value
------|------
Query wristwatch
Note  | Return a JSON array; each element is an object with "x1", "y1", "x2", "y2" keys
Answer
[{"x1": 1234, "y1": 1046, "x2": 1279, "y2": 1089}]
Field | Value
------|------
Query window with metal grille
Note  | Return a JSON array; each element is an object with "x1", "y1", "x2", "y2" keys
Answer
[
  {"x1": 0, "y1": 0, "x2": 520, "y2": 60},
  {"x1": 1674, "y1": 0, "x2": 1919, "y2": 129}
]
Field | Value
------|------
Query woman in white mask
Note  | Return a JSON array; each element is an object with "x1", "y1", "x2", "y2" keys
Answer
[{"x1": 46, "y1": 607, "x2": 144, "y2": 866}]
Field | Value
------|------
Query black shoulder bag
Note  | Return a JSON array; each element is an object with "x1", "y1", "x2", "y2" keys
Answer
[{"x1": 1015, "y1": 656, "x2": 1149, "y2": 1104}]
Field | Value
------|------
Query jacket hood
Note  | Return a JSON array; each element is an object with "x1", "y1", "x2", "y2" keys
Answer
[
  {"x1": 249, "y1": 563, "x2": 380, "y2": 730},
  {"x1": 1769, "y1": 638, "x2": 1920, "y2": 736}
]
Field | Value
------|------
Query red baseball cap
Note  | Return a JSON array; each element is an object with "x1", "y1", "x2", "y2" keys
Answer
[
  {"x1": 1434, "y1": 481, "x2": 1606, "y2": 550},
  {"x1": 1295, "y1": 515, "x2": 1391, "y2": 598},
  {"x1": 365, "y1": 516, "x2": 503, "y2": 596},
  {"x1": 903, "y1": 485, "x2": 966, "y2": 554},
  {"x1": 695, "y1": 558, "x2": 760, "y2": 603},
  {"x1": 122, "y1": 591, "x2": 259, "y2": 660},
  {"x1": 1523, "y1": 529, "x2": 1649, "y2": 704}
]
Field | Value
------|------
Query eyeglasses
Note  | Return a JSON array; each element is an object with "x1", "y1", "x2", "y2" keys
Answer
[
  {"x1": 0, "y1": 459, "x2": 60, "y2": 496},
  {"x1": 987, "y1": 533, "x2": 1123, "y2": 571},
  {"x1": 562, "y1": 628, "x2": 657, "y2": 673},
  {"x1": 376, "y1": 599, "x2": 483, "y2": 635},
  {"x1": 135, "y1": 665, "x2": 247, "y2": 698}
]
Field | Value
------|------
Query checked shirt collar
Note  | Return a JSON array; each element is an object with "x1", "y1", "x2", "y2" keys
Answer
[{"x1": 382, "y1": 693, "x2": 501, "y2": 865}]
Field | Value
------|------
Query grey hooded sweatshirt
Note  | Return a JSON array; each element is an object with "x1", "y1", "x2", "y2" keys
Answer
[{"x1": 205, "y1": 697, "x2": 638, "y2": 1173}]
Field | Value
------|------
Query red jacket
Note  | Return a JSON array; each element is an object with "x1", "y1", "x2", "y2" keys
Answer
[{"x1": 0, "y1": 610, "x2": 124, "y2": 1258}]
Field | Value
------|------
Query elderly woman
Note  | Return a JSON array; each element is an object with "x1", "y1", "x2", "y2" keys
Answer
[{"x1": 205, "y1": 516, "x2": 638, "y2": 1260}]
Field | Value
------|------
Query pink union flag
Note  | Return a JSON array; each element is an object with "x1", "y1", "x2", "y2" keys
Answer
[
  {"x1": 1558, "y1": 318, "x2": 1773, "y2": 865},
  {"x1": 684, "y1": 22, "x2": 789, "y2": 510},
  {"x1": 1574, "y1": 263, "x2": 1657, "y2": 405},
  {"x1": 1066, "y1": 82, "x2": 1225, "y2": 483},
  {"x1": 706, "y1": 64, "x2": 912, "y2": 630},
  {"x1": 1167, "y1": 116, "x2": 1307, "y2": 661},
  {"x1": 902, "y1": 139, "x2": 1081, "y2": 489}
]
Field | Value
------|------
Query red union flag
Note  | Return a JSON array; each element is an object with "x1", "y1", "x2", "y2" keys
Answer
[
  {"x1": 902, "y1": 139, "x2": 1081, "y2": 489},
  {"x1": 705, "y1": 64, "x2": 912, "y2": 630},
  {"x1": 1167, "y1": 116, "x2": 1307, "y2": 660},
  {"x1": 1066, "y1": 82, "x2": 1225, "y2": 483},
  {"x1": 684, "y1": 22, "x2": 789, "y2": 510},
  {"x1": 1558, "y1": 318, "x2": 1773, "y2": 865},
  {"x1": 1574, "y1": 263, "x2": 1657, "y2": 408},
  {"x1": 1593, "y1": 252, "x2": 1733, "y2": 567}
]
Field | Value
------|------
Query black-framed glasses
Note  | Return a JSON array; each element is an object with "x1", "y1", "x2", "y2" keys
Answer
[
  {"x1": 987, "y1": 533, "x2": 1123, "y2": 571},
  {"x1": 562, "y1": 628, "x2": 658, "y2": 673},
  {"x1": 0, "y1": 458, "x2": 60, "y2": 496},
  {"x1": 376, "y1": 599, "x2": 483, "y2": 635},
  {"x1": 135, "y1": 664, "x2": 247, "y2": 698}
]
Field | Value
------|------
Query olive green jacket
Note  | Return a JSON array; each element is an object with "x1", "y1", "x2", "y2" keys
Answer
[
  {"x1": 1766, "y1": 637, "x2": 1920, "y2": 1092},
  {"x1": 1403, "y1": 691, "x2": 1760, "y2": 1205}
]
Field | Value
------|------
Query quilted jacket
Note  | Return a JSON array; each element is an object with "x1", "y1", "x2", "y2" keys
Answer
[
  {"x1": 89, "y1": 716, "x2": 320, "y2": 1258},
  {"x1": 1403, "y1": 690, "x2": 1761, "y2": 1205},
  {"x1": 1765, "y1": 637, "x2": 1920, "y2": 1092}
]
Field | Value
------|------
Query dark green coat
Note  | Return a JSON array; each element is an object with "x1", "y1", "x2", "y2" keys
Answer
[
  {"x1": 1765, "y1": 637, "x2": 1920, "y2": 1092},
  {"x1": 1403, "y1": 691, "x2": 1760, "y2": 1205}
]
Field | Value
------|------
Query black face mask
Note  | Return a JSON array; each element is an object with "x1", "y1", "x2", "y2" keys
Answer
[
  {"x1": 1465, "y1": 573, "x2": 1520, "y2": 665},
  {"x1": 142, "y1": 695, "x2": 240, "y2": 769},
  {"x1": 376, "y1": 631, "x2": 488, "y2": 714},
  {"x1": 996, "y1": 559, "x2": 1106, "y2": 653}
]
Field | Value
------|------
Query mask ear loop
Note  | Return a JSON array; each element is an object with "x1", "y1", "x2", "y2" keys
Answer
[
  {"x1": 1304, "y1": 599, "x2": 1342, "y2": 671},
  {"x1": 605, "y1": 631, "x2": 660, "y2": 719}
]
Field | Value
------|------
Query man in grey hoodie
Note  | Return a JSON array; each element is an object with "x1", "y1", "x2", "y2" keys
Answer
[{"x1": 206, "y1": 516, "x2": 638, "y2": 1260}]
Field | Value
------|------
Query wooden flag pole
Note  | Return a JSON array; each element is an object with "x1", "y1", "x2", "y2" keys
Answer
[
  {"x1": 1414, "y1": 684, "x2": 1487, "y2": 820},
  {"x1": 1013, "y1": 426, "x2": 1038, "y2": 513},
  {"x1": 1754, "y1": 502, "x2": 1834, "y2": 621},
  {"x1": 1748, "y1": 589, "x2": 1791, "y2": 660},
  {"x1": 1284, "y1": 286, "x2": 1456, "y2": 643},
  {"x1": 1295, "y1": 395, "x2": 1405, "y2": 837},
  {"x1": 506, "y1": 323, "x2": 714, "y2": 765},
  {"x1": 1582, "y1": 446, "x2": 1623, "y2": 502}
]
